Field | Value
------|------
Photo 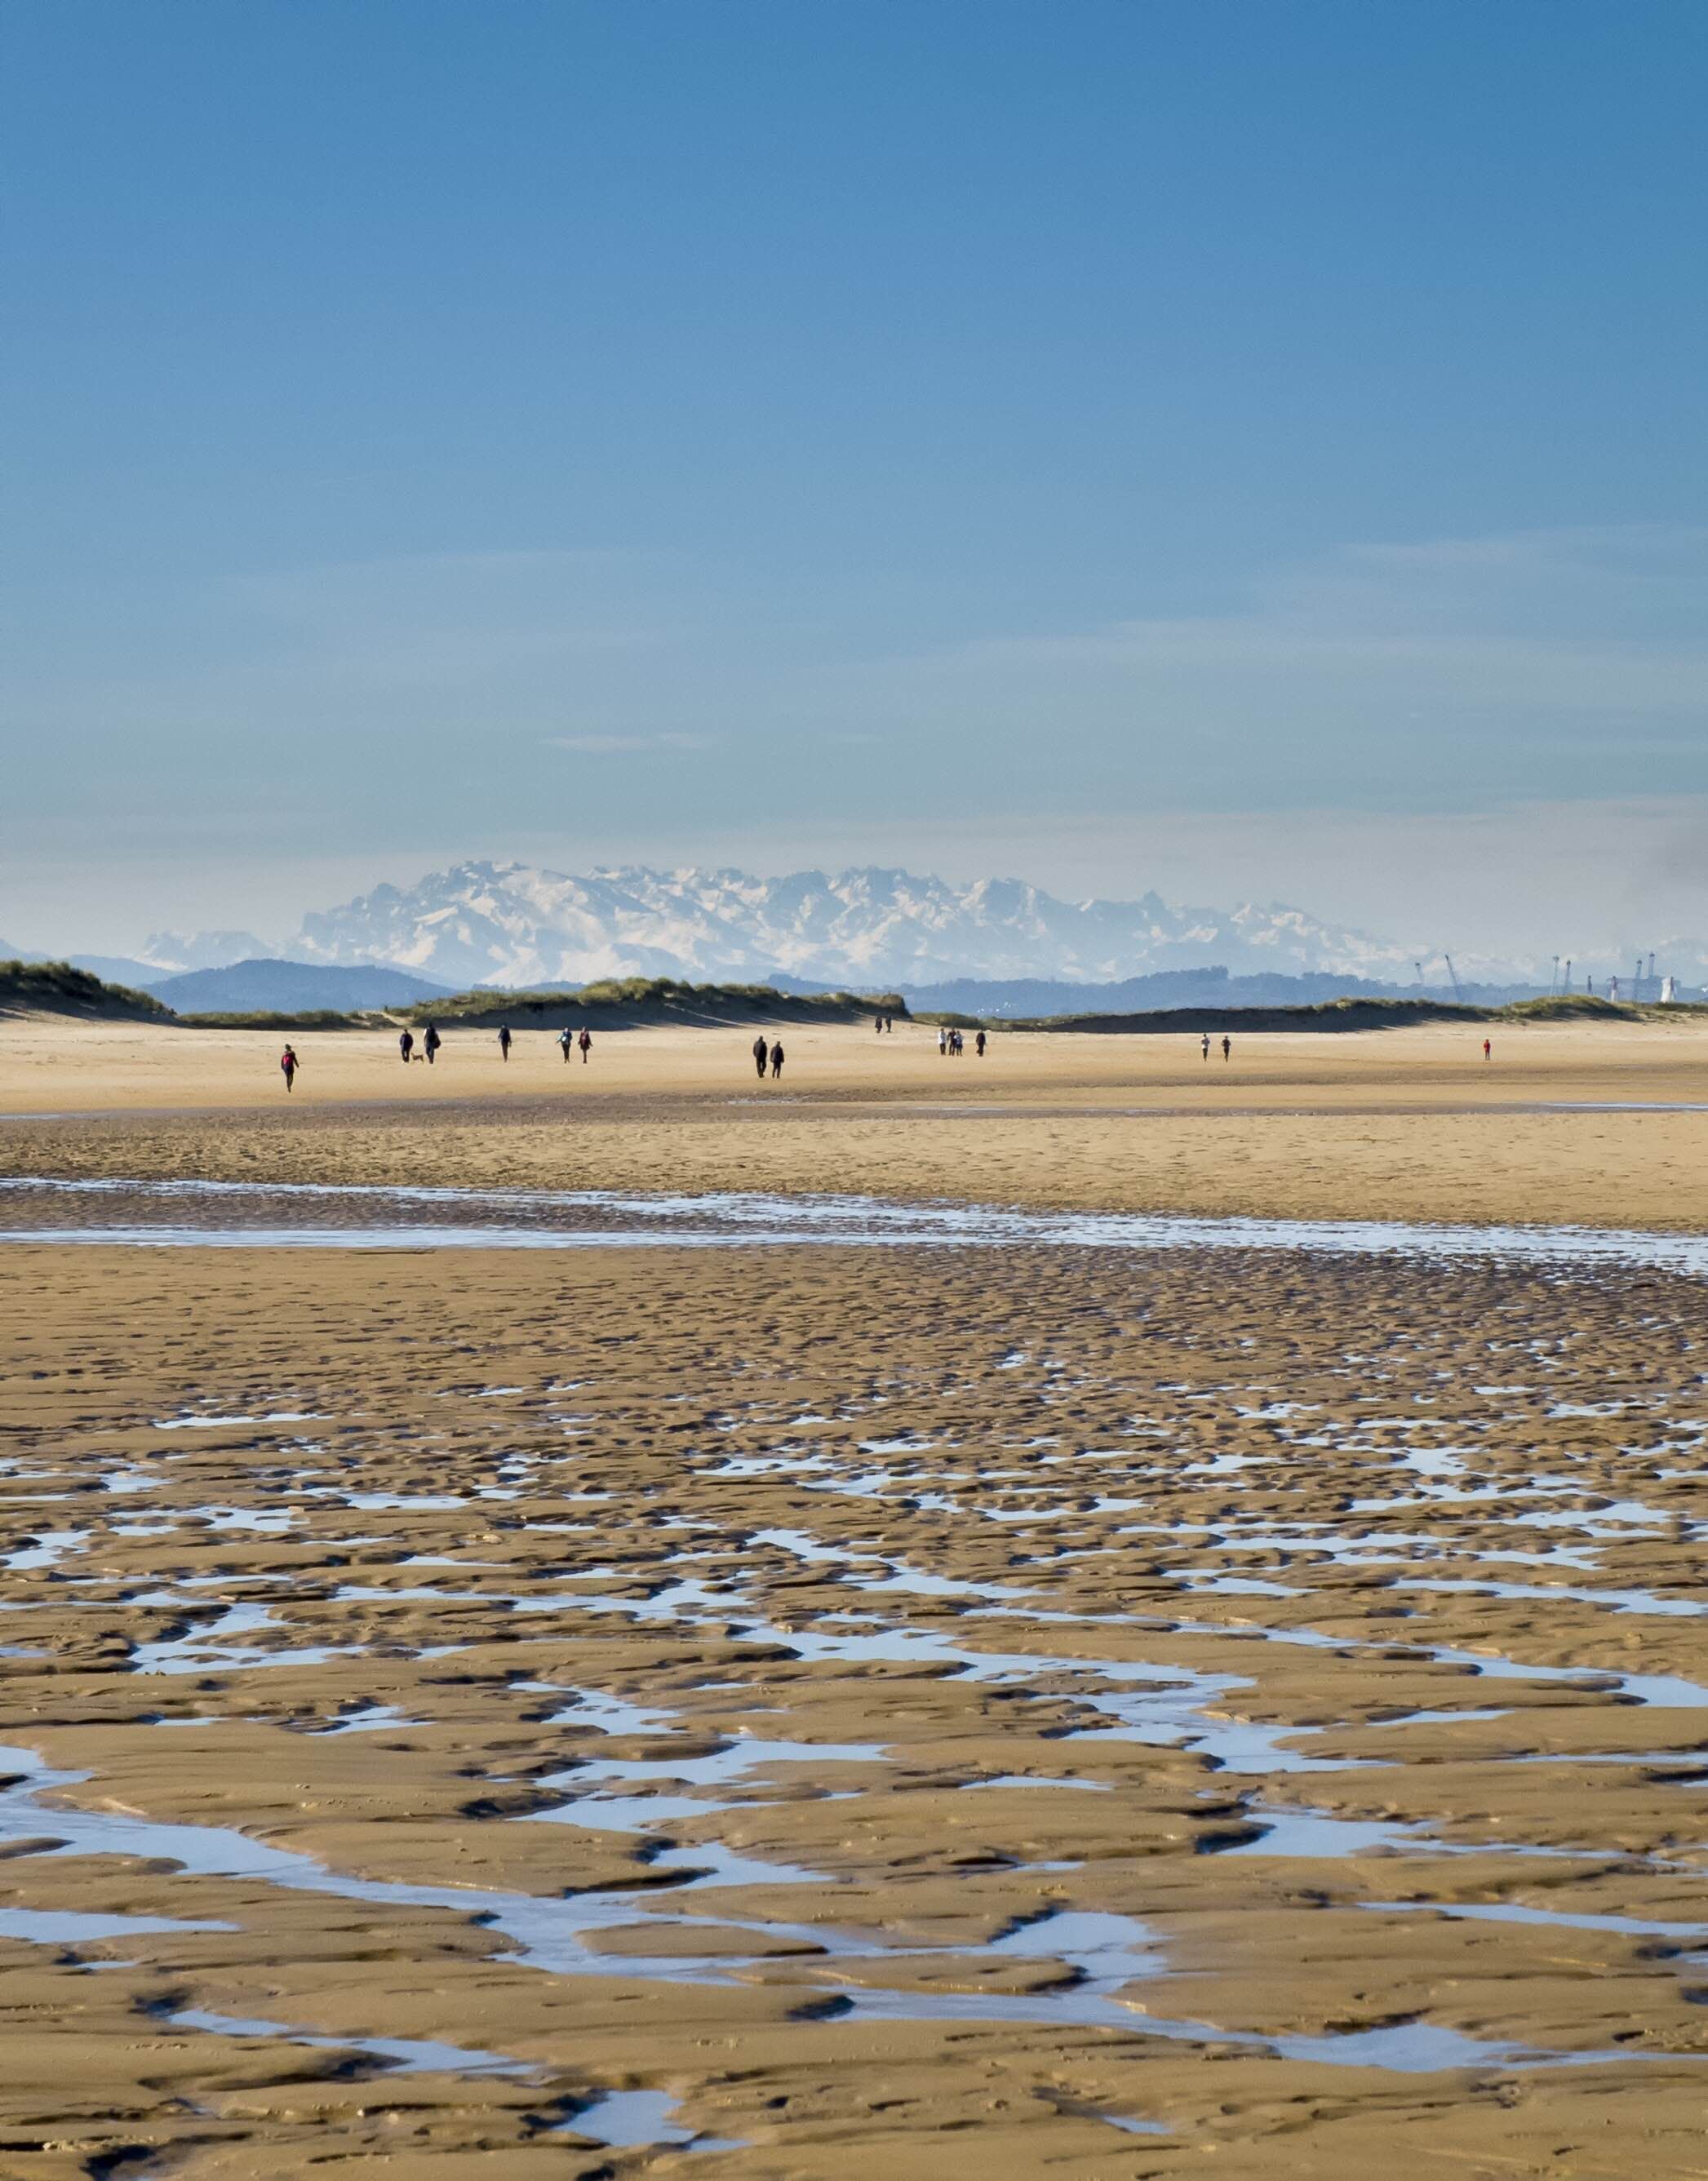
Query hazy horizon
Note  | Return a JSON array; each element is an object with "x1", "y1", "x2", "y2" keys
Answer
[
  {"x1": 7, "y1": 827, "x2": 1705, "y2": 980},
  {"x1": 5, "y1": 4, "x2": 1704, "y2": 955}
]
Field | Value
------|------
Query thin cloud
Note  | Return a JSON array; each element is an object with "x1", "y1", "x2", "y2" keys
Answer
[
  {"x1": 545, "y1": 732, "x2": 718, "y2": 754},
  {"x1": 904, "y1": 523, "x2": 1708, "y2": 715}
]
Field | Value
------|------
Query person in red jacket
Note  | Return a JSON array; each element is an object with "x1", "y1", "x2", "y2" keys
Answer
[{"x1": 280, "y1": 1044, "x2": 299, "y2": 1093}]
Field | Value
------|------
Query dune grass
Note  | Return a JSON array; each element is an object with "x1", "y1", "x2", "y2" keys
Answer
[
  {"x1": 402, "y1": 977, "x2": 909, "y2": 1027},
  {"x1": 0, "y1": 959, "x2": 171, "y2": 1020}
]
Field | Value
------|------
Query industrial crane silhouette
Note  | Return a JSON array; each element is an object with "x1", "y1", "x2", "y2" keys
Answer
[{"x1": 1414, "y1": 952, "x2": 1464, "y2": 1001}]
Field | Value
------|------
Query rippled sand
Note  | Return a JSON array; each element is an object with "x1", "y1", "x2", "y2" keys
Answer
[
  {"x1": 3, "y1": 1238, "x2": 1708, "y2": 2177},
  {"x1": 2, "y1": 1017, "x2": 1706, "y2": 2174}
]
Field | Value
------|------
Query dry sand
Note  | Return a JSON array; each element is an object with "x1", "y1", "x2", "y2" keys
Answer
[
  {"x1": 0, "y1": 1017, "x2": 1705, "y2": 2176},
  {"x1": 2, "y1": 1011, "x2": 1707, "y2": 1230}
]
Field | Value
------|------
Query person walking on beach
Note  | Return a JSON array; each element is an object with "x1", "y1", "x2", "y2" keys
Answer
[
  {"x1": 1221, "y1": 1034, "x2": 1231, "y2": 1062},
  {"x1": 1483, "y1": 1037, "x2": 1492, "y2": 1062},
  {"x1": 399, "y1": 1028, "x2": 415, "y2": 1064},
  {"x1": 279, "y1": 1044, "x2": 299, "y2": 1093},
  {"x1": 975, "y1": 1028, "x2": 987, "y2": 1057},
  {"x1": 752, "y1": 1032, "x2": 769, "y2": 1080},
  {"x1": 938, "y1": 1026, "x2": 947, "y2": 1057},
  {"x1": 875, "y1": 1013, "x2": 884, "y2": 1035},
  {"x1": 770, "y1": 1038, "x2": 785, "y2": 1080},
  {"x1": 1200, "y1": 1032, "x2": 1210, "y2": 1062},
  {"x1": 559, "y1": 1026, "x2": 574, "y2": 1064},
  {"x1": 498, "y1": 1026, "x2": 512, "y2": 1062},
  {"x1": 577, "y1": 1026, "x2": 592, "y2": 1064},
  {"x1": 423, "y1": 1023, "x2": 441, "y2": 1066}
]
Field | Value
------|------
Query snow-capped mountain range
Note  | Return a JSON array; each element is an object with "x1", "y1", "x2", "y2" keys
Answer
[
  {"x1": 279, "y1": 859, "x2": 1432, "y2": 990},
  {"x1": 16, "y1": 860, "x2": 1699, "y2": 995}
]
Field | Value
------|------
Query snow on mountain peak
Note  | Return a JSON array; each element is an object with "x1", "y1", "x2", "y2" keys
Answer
[{"x1": 286, "y1": 861, "x2": 1425, "y2": 990}]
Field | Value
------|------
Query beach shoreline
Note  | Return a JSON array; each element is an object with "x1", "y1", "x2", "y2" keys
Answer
[{"x1": 2, "y1": 1015, "x2": 1705, "y2": 1235}]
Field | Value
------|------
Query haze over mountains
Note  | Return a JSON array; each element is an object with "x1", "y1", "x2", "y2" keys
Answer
[
  {"x1": 289, "y1": 862, "x2": 1437, "y2": 990},
  {"x1": 7, "y1": 859, "x2": 1698, "y2": 1007}
]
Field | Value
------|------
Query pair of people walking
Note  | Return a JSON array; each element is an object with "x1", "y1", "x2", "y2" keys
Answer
[
  {"x1": 1199, "y1": 1033, "x2": 1231, "y2": 1062},
  {"x1": 751, "y1": 1033, "x2": 785, "y2": 1080},
  {"x1": 397, "y1": 1023, "x2": 441, "y2": 1064},
  {"x1": 558, "y1": 1026, "x2": 592, "y2": 1064}
]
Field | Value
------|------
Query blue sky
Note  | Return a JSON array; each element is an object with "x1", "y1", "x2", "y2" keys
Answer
[{"x1": 3, "y1": 0, "x2": 1705, "y2": 951}]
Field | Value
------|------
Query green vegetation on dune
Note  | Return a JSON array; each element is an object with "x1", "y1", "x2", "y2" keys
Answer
[
  {"x1": 1003, "y1": 994, "x2": 1708, "y2": 1034},
  {"x1": 401, "y1": 977, "x2": 910, "y2": 1029},
  {"x1": 1500, "y1": 994, "x2": 1708, "y2": 1021},
  {"x1": 178, "y1": 1009, "x2": 384, "y2": 1031},
  {"x1": 7, "y1": 964, "x2": 1702, "y2": 1040},
  {"x1": 0, "y1": 958, "x2": 171, "y2": 1021}
]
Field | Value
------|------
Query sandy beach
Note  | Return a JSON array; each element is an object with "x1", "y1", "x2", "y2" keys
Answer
[
  {"x1": 2, "y1": 1017, "x2": 1706, "y2": 2175},
  {"x1": 2, "y1": 1013, "x2": 1707, "y2": 1231},
  {"x1": 15, "y1": 0, "x2": 1696, "y2": 2166}
]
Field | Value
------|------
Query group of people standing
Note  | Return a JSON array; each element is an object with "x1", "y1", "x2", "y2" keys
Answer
[{"x1": 937, "y1": 1025, "x2": 986, "y2": 1057}]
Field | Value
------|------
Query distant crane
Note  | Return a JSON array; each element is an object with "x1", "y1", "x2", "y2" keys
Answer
[{"x1": 1443, "y1": 953, "x2": 1464, "y2": 1003}]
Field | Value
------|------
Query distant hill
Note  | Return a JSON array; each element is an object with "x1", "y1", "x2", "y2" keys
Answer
[
  {"x1": 0, "y1": 959, "x2": 171, "y2": 1022},
  {"x1": 0, "y1": 944, "x2": 168, "y2": 986},
  {"x1": 149, "y1": 959, "x2": 456, "y2": 1013},
  {"x1": 73, "y1": 953, "x2": 180, "y2": 987},
  {"x1": 406, "y1": 975, "x2": 907, "y2": 1030},
  {"x1": 885, "y1": 966, "x2": 1546, "y2": 1017},
  {"x1": 141, "y1": 929, "x2": 272, "y2": 973},
  {"x1": 1003, "y1": 994, "x2": 1704, "y2": 1034}
]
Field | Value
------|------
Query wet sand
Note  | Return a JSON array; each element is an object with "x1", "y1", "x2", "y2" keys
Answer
[{"x1": 1, "y1": 1019, "x2": 1706, "y2": 2174}]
